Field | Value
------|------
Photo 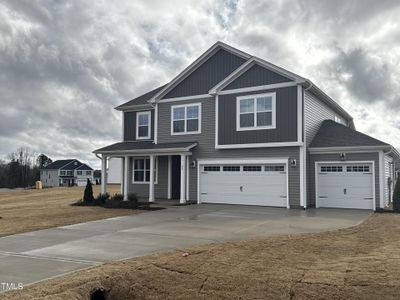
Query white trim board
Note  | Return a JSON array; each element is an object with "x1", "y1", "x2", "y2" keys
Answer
[
  {"x1": 314, "y1": 160, "x2": 376, "y2": 211},
  {"x1": 217, "y1": 82, "x2": 297, "y2": 96},
  {"x1": 215, "y1": 141, "x2": 303, "y2": 149}
]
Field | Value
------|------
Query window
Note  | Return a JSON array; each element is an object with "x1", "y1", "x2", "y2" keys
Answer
[
  {"x1": 60, "y1": 170, "x2": 66, "y2": 176},
  {"x1": 77, "y1": 171, "x2": 82, "y2": 175},
  {"x1": 86, "y1": 171, "x2": 92, "y2": 175},
  {"x1": 223, "y1": 166, "x2": 240, "y2": 172},
  {"x1": 243, "y1": 165, "x2": 262, "y2": 172},
  {"x1": 265, "y1": 165, "x2": 285, "y2": 172},
  {"x1": 346, "y1": 165, "x2": 370, "y2": 172},
  {"x1": 203, "y1": 166, "x2": 220, "y2": 172},
  {"x1": 136, "y1": 111, "x2": 151, "y2": 139},
  {"x1": 133, "y1": 158, "x2": 157, "y2": 183},
  {"x1": 237, "y1": 93, "x2": 276, "y2": 131},
  {"x1": 171, "y1": 103, "x2": 201, "y2": 135},
  {"x1": 320, "y1": 166, "x2": 343, "y2": 172}
]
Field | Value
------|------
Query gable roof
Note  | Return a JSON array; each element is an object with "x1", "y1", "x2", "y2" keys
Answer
[
  {"x1": 42, "y1": 159, "x2": 93, "y2": 171},
  {"x1": 93, "y1": 141, "x2": 197, "y2": 154},
  {"x1": 309, "y1": 120, "x2": 389, "y2": 148},
  {"x1": 114, "y1": 41, "x2": 353, "y2": 122},
  {"x1": 149, "y1": 41, "x2": 251, "y2": 102},
  {"x1": 42, "y1": 159, "x2": 75, "y2": 170},
  {"x1": 76, "y1": 164, "x2": 93, "y2": 171},
  {"x1": 115, "y1": 85, "x2": 166, "y2": 110}
]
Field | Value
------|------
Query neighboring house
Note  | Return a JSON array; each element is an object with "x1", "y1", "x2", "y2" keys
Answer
[
  {"x1": 40, "y1": 159, "x2": 94, "y2": 187},
  {"x1": 107, "y1": 158, "x2": 122, "y2": 184},
  {"x1": 94, "y1": 41, "x2": 400, "y2": 210}
]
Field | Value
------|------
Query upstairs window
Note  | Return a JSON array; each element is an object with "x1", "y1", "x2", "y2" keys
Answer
[
  {"x1": 86, "y1": 171, "x2": 92, "y2": 176},
  {"x1": 237, "y1": 93, "x2": 276, "y2": 131},
  {"x1": 136, "y1": 111, "x2": 151, "y2": 139},
  {"x1": 171, "y1": 103, "x2": 201, "y2": 135},
  {"x1": 77, "y1": 171, "x2": 82, "y2": 175}
]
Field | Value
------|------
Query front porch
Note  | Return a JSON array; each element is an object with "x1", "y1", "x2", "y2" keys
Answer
[{"x1": 93, "y1": 141, "x2": 197, "y2": 204}]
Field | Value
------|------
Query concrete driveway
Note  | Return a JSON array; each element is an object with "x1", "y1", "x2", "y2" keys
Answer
[{"x1": 0, "y1": 204, "x2": 370, "y2": 292}]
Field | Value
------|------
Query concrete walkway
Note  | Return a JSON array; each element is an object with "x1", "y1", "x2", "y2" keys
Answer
[{"x1": 0, "y1": 204, "x2": 370, "y2": 292}]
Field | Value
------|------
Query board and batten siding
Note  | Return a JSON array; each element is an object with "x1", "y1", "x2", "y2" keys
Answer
[
  {"x1": 223, "y1": 64, "x2": 292, "y2": 90},
  {"x1": 218, "y1": 86, "x2": 298, "y2": 145},
  {"x1": 163, "y1": 49, "x2": 246, "y2": 99},
  {"x1": 308, "y1": 152, "x2": 381, "y2": 209},
  {"x1": 157, "y1": 97, "x2": 301, "y2": 207},
  {"x1": 304, "y1": 90, "x2": 349, "y2": 146},
  {"x1": 123, "y1": 110, "x2": 154, "y2": 141}
]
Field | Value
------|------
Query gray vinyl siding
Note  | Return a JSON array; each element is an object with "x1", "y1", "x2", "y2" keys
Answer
[
  {"x1": 128, "y1": 156, "x2": 168, "y2": 199},
  {"x1": 218, "y1": 86, "x2": 298, "y2": 145},
  {"x1": 163, "y1": 49, "x2": 246, "y2": 99},
  {"x1": 40, "y1": 170, "x2": 59, "y2": 187},
  {"x1": 123, "y1": 110, "x2": 154, "y2": 141},
  {"x1": 224, "y1": 64, "x2": 292, "y2": 90},
  {"x1": 304, "y1": 90, "x2": 349, "y2": 146},
  {"x1": 157, "y1": 97, "x2": 301, "y2": 207},
  {"x1": 308, "y1": 152, "x2": 380, "y2": 209}
]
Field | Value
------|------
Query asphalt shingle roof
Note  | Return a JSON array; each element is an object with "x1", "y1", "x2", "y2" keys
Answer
[
  {"x1": 42, "y1": 159, "x2": 75, "y2": 170},
  {"x1": 93, "y1": 141, "x2": 197, "y2": 153},
  {"x1": 43, "y1": 159, "x2": 93, "y2": 170},
  {"x1": 116, "y1": 85, "x2": 166, "y2": 109},
  {"x1": 310, "y1": 120, "x2": 389, "y2": 148}
]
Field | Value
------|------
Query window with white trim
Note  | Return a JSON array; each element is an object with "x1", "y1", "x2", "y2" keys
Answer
[
  {"x1": 203, "y1": 166, "x2": 220, "y2": 172},
  {"x1": 132, "y1": 158, "x2": 157, "y2": 183},
  {"x1": 136, "y1": 111, "x2": 151, "y2": 139},
  {"x1": 86, "y1": 171, "x2": 92, "y2": 175},
  {"x1": 243, "y1": 165, "x2": 262, "y2": 172},
  {"x1": 171, "y1": 103, "x2": 201, "y2": 135},
  {"x1": 77, "y1": 171, "x2": 82, "y2": 175},
  {"x1": 223, "y1": 166, "x2": 240, "y2": 172},
  {"x1": 237, "y1": 93, "x2": 276, "y2": 131}
]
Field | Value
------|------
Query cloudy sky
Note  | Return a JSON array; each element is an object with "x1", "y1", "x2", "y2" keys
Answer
[{"x1": 1, "y1": 0, "x2": 399, "y2": 168}]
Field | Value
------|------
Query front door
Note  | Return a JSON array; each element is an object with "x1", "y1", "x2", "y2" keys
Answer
[{"x1": 171, "y1": 155, "x2": 181, "y2": 199}]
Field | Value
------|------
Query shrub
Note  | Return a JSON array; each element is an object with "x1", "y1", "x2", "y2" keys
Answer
[
  {"x1": 111, "y1": 193, "x2": 124, "y2": 201},
  {"x1": 393, "y1": 177, "x2": 400, "y2": 212},
  {"x1": 83, "y1": 179, "x2": 94, "y2": 204},
  {"x1": 94, "y1": 193, "x2": 110, "y2": 206}
]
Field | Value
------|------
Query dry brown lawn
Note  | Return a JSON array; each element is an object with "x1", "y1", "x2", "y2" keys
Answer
[
  {"x1": 2, "y1": 213, "x2": 400, "y2": 300},
  {"x1": 0, "y1": 185, "x2": 141, "y2": 237}
]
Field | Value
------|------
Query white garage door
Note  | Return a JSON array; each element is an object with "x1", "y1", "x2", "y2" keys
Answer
[
  {"x1": 200, "y1": 163, "x2": 287, "y2": 207},
  {"x1": 317, "y1": 163, "x2": 374, "y2": 209}
]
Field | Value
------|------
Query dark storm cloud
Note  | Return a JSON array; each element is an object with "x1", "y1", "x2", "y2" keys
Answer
[{"x1": 0, "y1": 0, "x2": 399, "y2": 168}]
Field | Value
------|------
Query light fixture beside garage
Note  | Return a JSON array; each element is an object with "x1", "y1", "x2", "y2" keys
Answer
[
  {"x1": 340, "y1": 153, "x2": 346, "y2": 161},
  {"x1": 191, "y1": 160, "x2": 196, "y2": 168},
  {"x1": 290, "y1": 159, "x2": 297, "y2": 168}
]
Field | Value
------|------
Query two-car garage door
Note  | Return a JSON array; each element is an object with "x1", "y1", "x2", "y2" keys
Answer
[
  {"x1": 199, "y1": 163, "x2": 288, "y2": 207},
  {"x1": 316, "y1": 163, "x2": 374, "y2": 209}
]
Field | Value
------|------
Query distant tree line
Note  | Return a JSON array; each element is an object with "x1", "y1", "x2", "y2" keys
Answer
[{"x1": 0, "y1": 148, "x2": 52, "y2": 188}]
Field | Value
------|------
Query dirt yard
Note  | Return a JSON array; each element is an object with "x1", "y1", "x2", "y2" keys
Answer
[
  {"x1": 2, "y1": 213, "x2": 400, "y2": 300},
  {"x1": 0, "y1": 185, "x2": 142, "y2": 237}
]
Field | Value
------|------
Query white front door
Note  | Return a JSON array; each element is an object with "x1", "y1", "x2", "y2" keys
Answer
[
  {"x1": 200, "y1": 163, "x2": 287, "y2": 207},
  {"x1": 317, "y1": 163, "x2": 374, "y2": 209}
]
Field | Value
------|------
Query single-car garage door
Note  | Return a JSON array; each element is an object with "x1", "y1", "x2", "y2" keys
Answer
[
  {"x1": 316, "y1": 163, "x2": 374, "y2": 209},
  {"x1": 199, "y1": 163, "x2": 288, "y2": 207}
]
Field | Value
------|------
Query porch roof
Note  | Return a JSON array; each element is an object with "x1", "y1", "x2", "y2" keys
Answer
[{"x1": 93, "y1": 141, "x2": 197, "y2": 155}]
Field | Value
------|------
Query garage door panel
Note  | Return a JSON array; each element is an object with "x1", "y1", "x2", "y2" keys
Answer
[
  {"x1": 317, "y1": 163, "x2": 373, "y2": 210},
  {"x1": 200, "y1": 163, "x2": 287, "y2": 207}
]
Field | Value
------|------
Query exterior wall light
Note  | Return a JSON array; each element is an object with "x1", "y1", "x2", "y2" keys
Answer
[
  {"x1": 290, "y1": 159, "x2": 297, "y2": 168},
  {"x1": 340, "y1": 153, "x2": 346, "y2": 161}
]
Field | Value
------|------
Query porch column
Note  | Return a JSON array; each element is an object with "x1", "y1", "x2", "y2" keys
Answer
[
  {"x1": 167, "y1": 155, "x2": 172, "y2": 199},
  {"x1": 101, "y1": 155, "x2": 107, "y2": 194},
  {"x1": 180, "y1": 154, "x2": 187, "y2": 204},
  {"x1": 149, "y1": 155, "x2": 155, "y2": 202},
  {"x1": 120, "y1": 157, "x2": 124, "y2": 195},
  {"x1": 123, "y1": 156, "x2": 129, "y2": 200},
  {"x1": 186, "y1": 155, "x2": 190, "y2": 201}
]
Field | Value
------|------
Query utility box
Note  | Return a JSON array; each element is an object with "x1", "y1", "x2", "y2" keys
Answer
[{"x1": 35, "y1": 181, "x2": 43, "y2": 189}]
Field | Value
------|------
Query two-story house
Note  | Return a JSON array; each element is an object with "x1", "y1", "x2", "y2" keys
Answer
[
  {"x1": 40, "y1": 159, "x2": 94, "y2": 187},
  {"x1": 94, "y1": 42, "x2": 399, "y2": 210}
]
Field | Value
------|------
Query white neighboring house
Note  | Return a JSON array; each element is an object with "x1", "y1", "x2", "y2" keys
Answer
[
  {"x1": 107, "y1": 158, "x2": 122, "y2": 184},
  {"x1": 40, "y1": 159, "x2": 94, "y2": 187}
]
